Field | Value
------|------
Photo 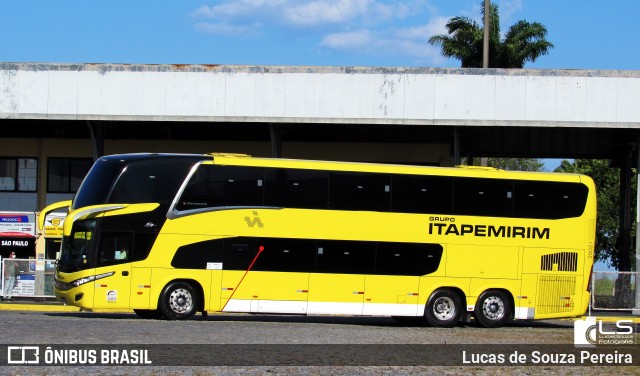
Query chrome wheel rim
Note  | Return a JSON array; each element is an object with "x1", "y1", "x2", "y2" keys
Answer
[
  {"x1": 432, "y1": 296, "x2": 456, "y2": 321},
  {"x1": 482, "y1": 296, "x2": 505, "y2": 321},
  {"x1": 169, "y1": 288, "x2": 193, "y2": 314}
]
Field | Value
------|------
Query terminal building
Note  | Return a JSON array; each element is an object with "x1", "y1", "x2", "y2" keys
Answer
[{"x1": 0, "y1": 63, "x2": 639, "y2": 259}]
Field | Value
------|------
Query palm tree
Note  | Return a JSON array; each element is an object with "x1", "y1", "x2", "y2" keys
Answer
[{"x1": 428, "y1": 2, "x2": 553, "y2": 68}]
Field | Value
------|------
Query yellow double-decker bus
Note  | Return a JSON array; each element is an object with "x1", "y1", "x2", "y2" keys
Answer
[{"x1": 55, "y1": 153, "x2": 596, "y2": 328}]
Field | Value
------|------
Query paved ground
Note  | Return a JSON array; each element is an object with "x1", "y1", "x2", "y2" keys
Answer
[{"x1": 0, "y1": 308, "x2": 637, "y2": 375}]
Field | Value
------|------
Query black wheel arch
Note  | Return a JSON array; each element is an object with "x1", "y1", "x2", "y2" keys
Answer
[{"x1": 427, "y1": 287, "x2": 466, "y2": 308}]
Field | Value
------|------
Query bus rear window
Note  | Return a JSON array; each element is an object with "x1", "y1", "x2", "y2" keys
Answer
[{"x1": 514, "y1": 180, "x2": 588, "y2": 219}]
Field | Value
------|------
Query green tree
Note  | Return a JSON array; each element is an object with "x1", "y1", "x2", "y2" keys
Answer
[
  {"x1": 462, "y1": 157, "x2": 544, "y2": 172},
  {"x1": 554, "y1": 159, "x2": 636, "y2": 271},
  {"x1": 428, "y1": 2, "x2": 554, "y2": 68},
  {"x1": 486, "y1": 158, "x2": 544, "y2": 171}
]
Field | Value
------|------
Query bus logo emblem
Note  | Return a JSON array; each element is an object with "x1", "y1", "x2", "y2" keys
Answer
[{"x1": 244, "y1": 211, "x2": 264, "y2": 228}]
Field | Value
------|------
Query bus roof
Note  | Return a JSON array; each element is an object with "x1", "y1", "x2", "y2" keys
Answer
[
  {"x1": 97, "y1": 152, "x2": 588, "y2": 184},
  {"x1": 208, "y1": 153, "x2": 587, "y2": 183},
  {"x1": 98, "y1": 153, "x2": 209, "y2": 163}
]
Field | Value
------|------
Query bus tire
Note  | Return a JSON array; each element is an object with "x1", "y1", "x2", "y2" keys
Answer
[
  {"x1": 159, "y1": 281, "x2": 199, "y2": 320},
  {"x1": 133, "y1": 309, "x2": 163, "y2": 320},
  {"x1": 424, "y1": 289, "x2": 463, "y2": 328},
  {"x1": 474, "y1": 290, "x2": 512, "y2": 328}
]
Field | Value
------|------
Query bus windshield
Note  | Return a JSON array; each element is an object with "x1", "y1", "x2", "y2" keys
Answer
[
  {"x1": 72, "y1": 158, "x2": 124, "y2": 210},
  {"x1": 58, "y1": 219, "x2": 96, "y2": 273},
  {"x1": 72, "y1": 155, "x2": 206, "y2": 210}
]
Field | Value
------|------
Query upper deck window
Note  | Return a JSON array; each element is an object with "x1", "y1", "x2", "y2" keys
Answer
[
  {"x1": 177, "y1": 165, "x2": 264, "y2": 211},
  {"x1": 174, "y1": 163, "x2": 589, "y2": 220},
  {"x1": 514, "y1": 180, "x2": 588, "y2": 219},
  {"x1": 264, "y1": 168, "x2": 328, "y2": 209}
]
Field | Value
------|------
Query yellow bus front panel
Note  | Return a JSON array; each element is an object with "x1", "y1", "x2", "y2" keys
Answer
[
  {"x1": 92, "y1": 263, "x2": 132, "y2": 309},
  {"x1": 55, "y1": 269, "x2": 97, "y2": 309}
]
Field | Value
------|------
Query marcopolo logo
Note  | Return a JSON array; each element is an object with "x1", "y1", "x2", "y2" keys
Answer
[{"x1": 574, "y1": 316, "x2": 635, "y2": 347}]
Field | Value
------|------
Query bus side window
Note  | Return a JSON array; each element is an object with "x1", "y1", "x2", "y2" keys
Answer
[
  {"x1": 264, "y1": 168, "x2": 328, "y2": 209},
  {"x1": 328, "y1": 172, "x2": 391, "y2": 212},
  {"x1": 453, "y1": 177, "x2": 513, "y2": 217},
  {"x1": 215, "y1": 166, "x2": 264, "y2": 207},
  {"x1": 97, "y1": 231, "x2": 133, "y2": 266},
  {"x1": 376, "y1": 243, "x2": 443, "y2": 276},
  {"x1": 514, "y1": 181, "x2": 588, "y2": 219},
  {"x1": 391, "y1": 174, "x2": 453, "y2": 214},
  {"x1": 177, "y1": 165, "x2": 264, "y2": 210},
  {"x1": 172, "y1": 239, "x2": 225, "y2": 269},
  {"x1": 222, "y1": 238, "x2": 257, "y2": 270},
  {"x1": 253, "y1": 238, "x2": 316, "y2": 272},
  {"x1": 316, "y1": 240, "x2": 375, "y2": 274}
]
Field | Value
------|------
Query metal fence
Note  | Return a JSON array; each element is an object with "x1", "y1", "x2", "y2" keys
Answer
[
  {"x1": 1, "y1": 258, "x2": 56, "y2": 298},
  {"x1": 591, "y1": 271, "x2": 638, "y2": 310}
]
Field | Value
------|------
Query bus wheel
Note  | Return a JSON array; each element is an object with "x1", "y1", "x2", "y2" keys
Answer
[
  {"x1": 133, "y1": 309, "x2": 163, "y2": 320},
  {"x1": 159, "y1": 281, "x2": 199, "y2": 320},
  {"x1": 425, "y1": 289, "x2": 462, "y2": 328},
  {"x1": 474, "y1": 290, "x2": 512, "y2": 328}
]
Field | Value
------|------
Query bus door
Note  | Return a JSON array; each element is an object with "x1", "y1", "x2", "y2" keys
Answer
[
  {"x1": 92, "y1": 231, "x2": 133, "y2": 309},
  {"x1": 307, "y1": 240, "x2": 373, "y2": 315}
]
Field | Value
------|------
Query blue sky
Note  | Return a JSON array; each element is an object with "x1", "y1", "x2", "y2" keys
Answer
[{"x1": 2, "y1": 0, "x2": 639, "y2": 70}]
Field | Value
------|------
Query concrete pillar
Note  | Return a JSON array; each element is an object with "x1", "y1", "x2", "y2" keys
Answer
[
  {"x1": 453, "y1": 127, "x2": 460, "y2": 165},
  {"x1": 269, "y1": 123, "x2": 282, "y2": 158},
  {"x1": 87, "y1": 121, "x2": 104, "y2": 162}
]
